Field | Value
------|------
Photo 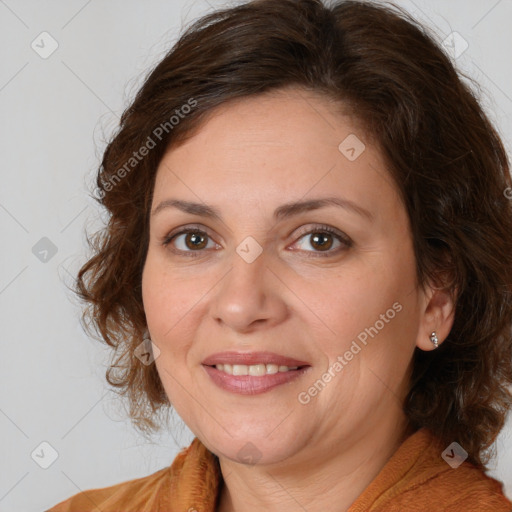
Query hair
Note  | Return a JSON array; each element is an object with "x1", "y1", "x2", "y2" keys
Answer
[{"x1": 76, "y1": 0, "x2": 512, "y2": 470}]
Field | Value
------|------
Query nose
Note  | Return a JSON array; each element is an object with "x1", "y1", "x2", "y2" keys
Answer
[{"x1": 210, "y1": 246, "x2": 289, "y2": 333}]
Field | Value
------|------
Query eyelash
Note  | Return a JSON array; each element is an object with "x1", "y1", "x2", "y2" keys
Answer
[{"x1": 162, "y1": 224, "x2": 353, "y2": 258}]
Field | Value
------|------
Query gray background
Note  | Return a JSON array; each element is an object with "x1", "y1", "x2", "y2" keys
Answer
[{"x1": 0, "y1": 1, "x2": 511, "y2": 510}]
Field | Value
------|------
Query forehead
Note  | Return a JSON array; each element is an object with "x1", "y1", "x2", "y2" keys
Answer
[{"x1": 152, "y1": 88, "x2": 402, "y2": 226}]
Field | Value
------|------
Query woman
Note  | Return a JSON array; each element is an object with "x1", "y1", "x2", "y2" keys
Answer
[{"x1": 48, "y1": 0, "x2": 512, "y2": 510}]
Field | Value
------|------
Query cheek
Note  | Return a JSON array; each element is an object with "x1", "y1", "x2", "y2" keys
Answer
[
  {"x1": 296, "y1": 265, "x2": 400, "y2": 338},
  {"x1": 303, "y1": 254, "x2": 417, "y2": 366},
  {"x1": 141, "y1": 265, "x2": 168, "y2": 337},
  {"x1": 141, "y1": 255, "x2": 216, "y2": 376},
  {"x1": 142, "y1": 261, "x2": 196, "y2": 402},
  {"x1": 142, "y1": 253, "x2": 196, "y2": 333}
]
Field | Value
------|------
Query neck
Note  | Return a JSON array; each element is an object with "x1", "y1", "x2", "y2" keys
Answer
[{"x1": 216, "y1": 415, "x2": 415, "y2": 512}]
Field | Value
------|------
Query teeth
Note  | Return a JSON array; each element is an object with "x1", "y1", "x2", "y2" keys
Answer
[{"x1": 215, "y1": 363, "x2": 299, "y2": 375}]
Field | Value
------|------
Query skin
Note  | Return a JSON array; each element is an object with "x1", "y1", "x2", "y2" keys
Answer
[{"x1": 141, "y1": 86, "x2": 455, "y2": 512}]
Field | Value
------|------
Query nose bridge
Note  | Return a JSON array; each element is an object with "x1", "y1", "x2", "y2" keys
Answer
[
  {"x1": 211, "y1": 237, "x2": 287, "y2": 331},
  {"x1": 223, "y1": 238, "x2": 269, "y2": 305}
]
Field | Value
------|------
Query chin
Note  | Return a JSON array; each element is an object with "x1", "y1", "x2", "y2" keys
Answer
[{"x1": 198, "y1": 427, "x2": 305, "y2": 467}]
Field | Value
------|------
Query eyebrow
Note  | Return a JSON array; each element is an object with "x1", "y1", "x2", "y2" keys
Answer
[{"x1": 151, "y1": 196, "x2": 374, "y2": 222}]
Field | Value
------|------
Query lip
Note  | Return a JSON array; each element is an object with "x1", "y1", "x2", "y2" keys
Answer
[
  {"x1": 202, "y1": 365, "x2": 311, "y2": 395},
  {"x1": 201, "y1": 351, "x2": 311, "y2": 395},
  {"x1": 201, "y1": 351, "x2": 310, "y2": 367}
]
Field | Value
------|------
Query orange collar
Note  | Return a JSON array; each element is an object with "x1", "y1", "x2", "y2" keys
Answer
[{"x1": 162, "y1": 428, "x2": 511, "y2": 511}]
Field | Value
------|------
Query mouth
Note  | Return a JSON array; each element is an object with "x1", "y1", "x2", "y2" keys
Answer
[
  {"x1": 201, "y1": 351, "x2": 311, "y2": 395},
  {"x1": 208, "y1": 362, "x2": 306, "y2": 376}
]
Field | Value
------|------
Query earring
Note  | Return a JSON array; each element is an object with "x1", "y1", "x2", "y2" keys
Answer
[{"x1": 430, "y1": 331, "x2": 439, "y2": 349}]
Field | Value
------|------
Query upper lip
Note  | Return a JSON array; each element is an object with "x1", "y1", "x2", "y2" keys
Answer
[{"x1": 202, "y1": 351, "x2": 310, "y2": 367}]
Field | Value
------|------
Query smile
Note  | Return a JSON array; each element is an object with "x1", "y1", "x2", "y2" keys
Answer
[
  {"x1": 214, "y1": 363, "x2": 299, "y2": 375},
  {"x1": 201, "y1": 350, "x2": 311, "y2": 394},
  {"x1": 202, "y1": 364, "x2": 310, "y2": 395}
]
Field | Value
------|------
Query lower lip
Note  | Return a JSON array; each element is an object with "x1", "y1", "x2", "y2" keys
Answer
[{"x1": 202, "y1": 365, "x2": 310, "y2": 395}]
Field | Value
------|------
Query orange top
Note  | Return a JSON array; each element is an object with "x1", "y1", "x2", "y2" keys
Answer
[{"x1": 47, "y1": 427, "x2": 511, "y2": 511}]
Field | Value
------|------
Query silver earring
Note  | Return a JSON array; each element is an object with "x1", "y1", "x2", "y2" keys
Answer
[{"x1": 430, "y1": 331, "x2": 439, "y2": 349}]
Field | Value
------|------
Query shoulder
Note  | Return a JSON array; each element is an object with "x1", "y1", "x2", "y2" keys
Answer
[
  {"x1": 46, "y1": 443, "x2": 197, "y2": 512},
  {"x1": 46, "y1": 465, "x2": 172, "y2": 512},
  {"x1": 390, "y1": 461, "x2": 512, "y2": 511},
  {"x1": 410, "y1": 430, "x2": 512, "y2": 510},
  {"x1": 349, "y1": 427, "x2": 512, "y2": 512}
]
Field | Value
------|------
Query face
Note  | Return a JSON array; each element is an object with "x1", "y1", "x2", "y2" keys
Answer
[{"x1": 142, "y1": 87, "x2": 428, "y2": 466}]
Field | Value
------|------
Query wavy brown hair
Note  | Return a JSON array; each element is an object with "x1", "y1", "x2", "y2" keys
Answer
[{"x1": 76, "y1": 0, "x2": 512, "y2": 469}]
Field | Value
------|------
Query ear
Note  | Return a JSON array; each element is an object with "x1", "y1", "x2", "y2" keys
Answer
[{"x1": 416, "y1": 281, "x2": 456, "y2": 351}]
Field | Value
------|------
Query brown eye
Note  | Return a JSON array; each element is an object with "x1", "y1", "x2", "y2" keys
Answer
[
  {"x1": 292, "y1": 225, "x2": 352, "y2": 257},
  {"x1": 163, "y1": 228, "x2": 216, "y2": 255},
  {"x1": 309, "y1": 232, "x2": 334, "y2": 251},
  {"x1": 183, "y1": 231, "x2": 208, "y2": 250}
]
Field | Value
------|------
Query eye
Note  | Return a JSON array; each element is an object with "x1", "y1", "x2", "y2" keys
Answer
[
  {"x1": 290, "y1": 224, "x2": 352, "y2": 257},
  {"x1": 162, "y1": 224, "x2": 352, "y2": 258},
  {"x1": 162, "y1": 226, "x2": 218, "y2": 256}
]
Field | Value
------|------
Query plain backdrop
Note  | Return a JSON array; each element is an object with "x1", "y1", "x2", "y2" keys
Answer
[{"x1": 0, "y1": 1, "x2": 511, "y2": 510}]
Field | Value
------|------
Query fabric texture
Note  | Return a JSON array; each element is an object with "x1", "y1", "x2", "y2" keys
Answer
[{"x1": 47, "y1": 427, "x2": 512, "y2": 511}]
